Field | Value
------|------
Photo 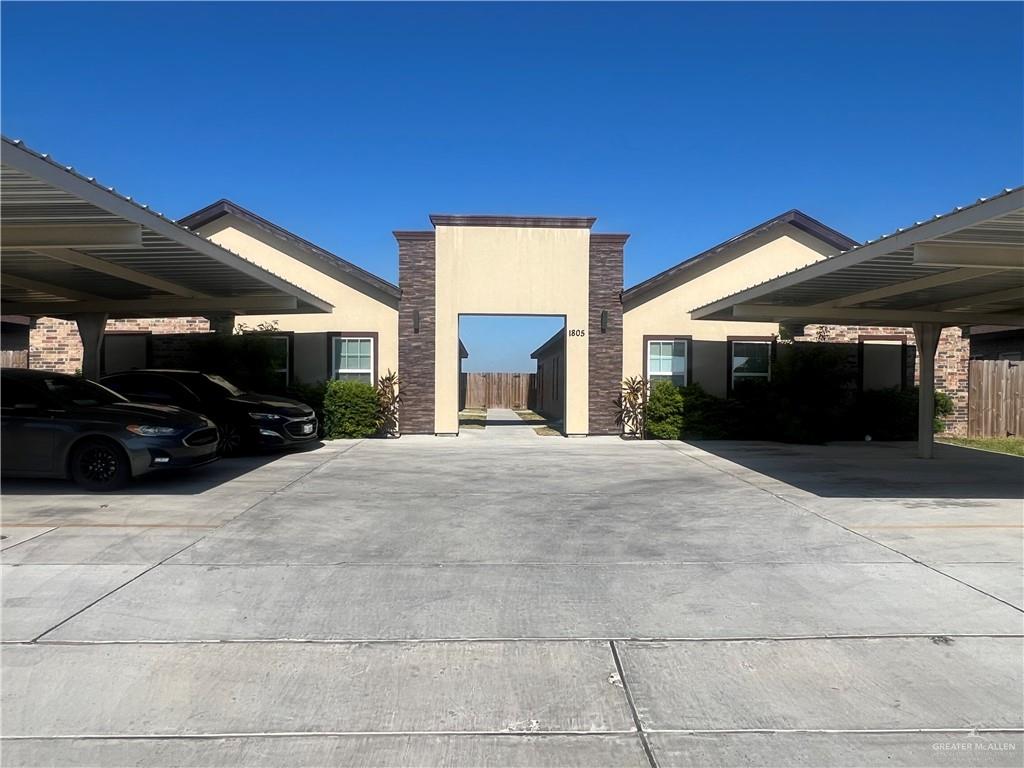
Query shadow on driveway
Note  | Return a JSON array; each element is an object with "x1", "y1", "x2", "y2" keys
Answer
[
  {"x1": 686, "y1": 440, "x2": 1024, "y2": 500},
  {"x1": 0, "y1": 441, "x2": 325, "y2": 497}
]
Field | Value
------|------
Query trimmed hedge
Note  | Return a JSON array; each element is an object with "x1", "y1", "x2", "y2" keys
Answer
[
  {"x1": 646, "y1": 380, "x2": 685, "y2": 440},
  {"x1": 323, "y1": 380, "x2": 379, "y2": 439}
]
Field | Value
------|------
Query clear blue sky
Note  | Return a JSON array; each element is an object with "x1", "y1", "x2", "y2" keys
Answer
[{"x1": 3, "y1": 2, "x2": 1021, "y2": 371}]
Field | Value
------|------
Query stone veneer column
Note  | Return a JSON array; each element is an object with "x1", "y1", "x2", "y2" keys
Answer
[
  {"x1": 588, "y1": 234, "x2": 627, "y2": 435},
  {"x1": 395, "y1": 231, "x2": 436, "y2": 434}
]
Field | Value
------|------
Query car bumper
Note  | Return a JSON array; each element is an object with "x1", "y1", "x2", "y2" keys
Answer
[
  {"x1": 246, "y1": 415, "x2": 319, "y2": 449},
  {"x1": 124, "y1": 432, "x2": 220, "y2": 477}
]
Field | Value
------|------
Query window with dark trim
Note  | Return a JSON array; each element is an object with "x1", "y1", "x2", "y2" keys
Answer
[
  {"x1": 858, "y1": 334, "x2": 907, "y2": 392},
  {"x1": 729, "y1": 339, "x2": 773, "y2": 389},
  {"x1": 331, "y1": 336, "x2": 374, "y2": 384},
  {"x1": 267, "y1": 334, "x2": 291, "y2": 388},
  {"x1": 646, "y1": 339, "x2": 688, "y2": 387}
]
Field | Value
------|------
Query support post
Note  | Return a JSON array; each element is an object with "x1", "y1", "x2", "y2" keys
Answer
[
  {"x1": 912, "y1": 322, "x2": 944, "y2": 459},
  {"x1": 73, "y1": 312, "x2": 108, "y2": 381}
]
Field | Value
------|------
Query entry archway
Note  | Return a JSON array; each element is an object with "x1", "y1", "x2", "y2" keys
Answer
[{"x1": 395, "y1": 215, "x2": 626, "y2": 436}]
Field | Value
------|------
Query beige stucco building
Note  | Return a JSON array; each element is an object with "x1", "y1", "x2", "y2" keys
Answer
[{"x1": 18, "y1": 199, "x2": 971, "y2": 435}]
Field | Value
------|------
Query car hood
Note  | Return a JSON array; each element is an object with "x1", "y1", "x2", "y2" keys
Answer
[
  {"x1": 226, "y1": 393, "x2": 314, "y2": 417},
  {"x1": 88, "y1": 402, "x2": 212, "y2": 428}
]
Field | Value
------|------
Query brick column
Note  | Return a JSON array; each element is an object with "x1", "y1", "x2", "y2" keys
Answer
[
  {"x1": 396, "y1": 231, "x2": 436, "y2": 434},
  {"x1": 588, "y1": 234, "x2": 627, "y2": 435}
]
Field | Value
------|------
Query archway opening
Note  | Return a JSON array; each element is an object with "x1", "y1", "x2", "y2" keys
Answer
[{"x1": 457, "y1": 314, "x2": 566, "y2": 435}]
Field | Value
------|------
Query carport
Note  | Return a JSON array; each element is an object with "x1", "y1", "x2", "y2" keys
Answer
[
  {"x1": 0, "y1": 137, "x2": 332, "y2": 378},
  {"x1": 693, "y1": 187, "x2": 1024, "y2": 458}
]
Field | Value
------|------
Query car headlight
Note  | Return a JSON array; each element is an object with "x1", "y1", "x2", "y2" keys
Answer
[
  {"x1": 126, "y1": 424, "x2": 180, "y2": 436},
  {"x1": 249, "y1": 412, "x2": 282, "y2": 421}
]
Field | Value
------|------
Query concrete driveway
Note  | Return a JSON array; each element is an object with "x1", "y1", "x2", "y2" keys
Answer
[{"x1": 2, "y1": 434, "x2": 1022, "y2": 767}]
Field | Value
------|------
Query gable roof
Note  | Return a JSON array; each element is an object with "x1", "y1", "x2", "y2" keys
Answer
[
  {"x1": 621, "y1": 209, "x2": 858, "y2": 305},
  {"x1": 179, "y1": 199, "x2": 401, "y2": 300},
  {"x1": 530, "y1": 328, "x2": 565, "y2": 359}
]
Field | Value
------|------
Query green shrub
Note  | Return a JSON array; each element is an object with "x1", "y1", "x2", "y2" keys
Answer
[
  {"x1": 323, "y1": 380, "x2": 379, "y2": 439},
  {"x1": 678, "y1": 383, "x2": 739, "y2": 439},
  {"x1": 646, "y1": 380, "x2": 685, "y2": 440},
  {"x1": 286, "y1": 380, "x2": 328, "y2": 436},
  {"x1": 934, "y1": 390, "x2": 954, "y2": 433},
  {"x1": 856, "y1": 387, "x2": 918, "y2": 440},
  {"x1": 856, "y1": 386, "x2": 953, "y2": 440}
]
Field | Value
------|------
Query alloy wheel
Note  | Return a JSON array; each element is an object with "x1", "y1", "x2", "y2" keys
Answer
[{"x1": 78, "y1": 445, "x2": 119, "y2": 484}]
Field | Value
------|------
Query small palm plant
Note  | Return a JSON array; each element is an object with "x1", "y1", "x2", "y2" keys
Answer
[
  {"x1": 616, "y1": 376, "x2": 648, "y2": 438},
  {"x1": 376, "y1": 370, "x2": 401, "y2": 437}
]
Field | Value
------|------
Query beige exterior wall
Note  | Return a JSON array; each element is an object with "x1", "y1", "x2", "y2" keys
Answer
[
  {"x1": 622, "y1": 225, "x2": 839, "y2": 397},
  {"x1": 434, "y1": 225, "x2": 590, "y2": 434},
  {"x1": 195, "y1": 216, "x2": 399, "y2": 384}
]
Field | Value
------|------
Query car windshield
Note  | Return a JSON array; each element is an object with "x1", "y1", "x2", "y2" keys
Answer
[
  {"x1": 175, "y1": 373, "x2": 245, "y2": 399},
  {"x1": 41, "y1": 376, "x2": 127, "y2": 407}
]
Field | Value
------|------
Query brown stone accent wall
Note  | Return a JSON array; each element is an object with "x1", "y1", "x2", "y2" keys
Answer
[
  {"x1": 396, "y1": 231, "x2": 436, "y2": 434},
  {"x1": 589, "y1": 234, "x2": 626, "y2": 435},
  {"x1": 798, "y1": 324, "x2": 969, "y2": 436},
  {"x1": 28, "y1": 316, "x2": 210, "y2": 374}
]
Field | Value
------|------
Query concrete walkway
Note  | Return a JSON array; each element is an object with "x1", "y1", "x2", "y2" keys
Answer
[
  {"x1": 2, "y1": 438, "x2": 1022, "y2": 766},
  {"x1": 469, "y1": 406, "x2": 540, "y2": 441}
]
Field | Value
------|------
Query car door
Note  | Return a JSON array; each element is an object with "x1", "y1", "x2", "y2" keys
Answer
[{"x1": 0, "y1": 378, "x2": 55, "y2": 474}]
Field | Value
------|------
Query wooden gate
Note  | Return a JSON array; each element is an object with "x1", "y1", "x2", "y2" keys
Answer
[
  {"x1": 0, "y1": 350, "x2": 28, "y2": 368},
  {"x1": 462, "y1": 372, "x2": 536, "y2": 409},
  {"x1": 968, "y1": 359, "x2": 1024, "y2": 437}
]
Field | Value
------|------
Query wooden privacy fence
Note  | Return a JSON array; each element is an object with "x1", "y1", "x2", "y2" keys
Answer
[
  {"x1": 0, "y1": 350, "x2": 28, "y2": 368},
  {"x1": 462, "y1": 372, "x2": 536, "y2": 409},
  {"x1": 968, "y1": 359, "x2": 1024, "y2": 437}
]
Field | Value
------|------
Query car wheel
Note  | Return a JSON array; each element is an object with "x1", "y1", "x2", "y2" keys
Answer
[
  {"x1": 218, "y1": 422, "x2": 244, "y2": 456},
  {"x1": 70, "y1": 439, "x2": 131, "y2": 491}
]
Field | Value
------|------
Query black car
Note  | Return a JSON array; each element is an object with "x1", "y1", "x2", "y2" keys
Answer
[
  {"x1": 101, "y1": 370, "x2": 318, "y2": 455},
  {"x1": 1, "y1": 369, "x2": 219, "y2": 491}
]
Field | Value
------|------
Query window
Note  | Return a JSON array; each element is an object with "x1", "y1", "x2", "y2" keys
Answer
[
  {"x1": 332, "y1": 336, "x2": 373, "y2": 384},
  {"x1": 267, "y1": 335, "x2": 290, "y2": 387},
  {"x1": 731, "y1": 340, "x2": 772, "y2": 387},
  {"x1": 860, "y1": 337, "x2": 905, "y2": 391},
  {"x1": 647, "y1": 339, "x2": 688, "y2": 387}
]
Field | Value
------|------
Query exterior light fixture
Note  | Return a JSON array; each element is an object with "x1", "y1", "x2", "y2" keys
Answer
[
  {"x1": 413, "y1": 310, "x2": 420, "y2": 333},
  {"x1": 601, "y1": 310, "x2": 608, "y2": 333}
]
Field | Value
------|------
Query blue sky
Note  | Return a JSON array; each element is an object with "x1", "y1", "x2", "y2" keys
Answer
[{"x1": 3, "y1": 2, "x2": 1021, "y2": 371}]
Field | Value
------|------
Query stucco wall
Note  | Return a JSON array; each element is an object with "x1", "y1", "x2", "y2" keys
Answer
[
  {"x1": 195, "y1": 216, "x2": 399, "y2": 384},
  {"x1": 433, "y1": 225, "x2": 591, "y2": 434},
  {"x1": 622, "y1": 225, "x2": 837, "y2": 397}
]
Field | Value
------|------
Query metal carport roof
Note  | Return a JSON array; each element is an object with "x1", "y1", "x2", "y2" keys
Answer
[
  {"x1": 690, "y1": 187, "x2": 1023, "y2": 459},
  {"x1": 0, "y1": 137, "x2": 333, "y2": 318},
  {"x1": 691, "y1": 187, "x2": 1024, "y2": 328}
]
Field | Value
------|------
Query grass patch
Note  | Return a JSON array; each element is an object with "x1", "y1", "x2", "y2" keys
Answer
[
  {"x1": 938, "y1": 436, "x2": 1024, "y2": 457},
  {"x1": 514, "y1": 409, "x2": 563, "y2": 436},
  {"x1": 459, "y1": 407, "x2": 487, "y2": 429}
]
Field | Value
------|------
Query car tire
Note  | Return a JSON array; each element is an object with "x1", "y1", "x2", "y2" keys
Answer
[
  {"x1": 70, "y1": 438, "x2": 131, "y2": 491},
  {"x1": 217, "y1": 422, "x2": 245, "y2": 456}
]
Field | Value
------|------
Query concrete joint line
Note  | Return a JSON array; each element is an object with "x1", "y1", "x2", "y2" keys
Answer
[
  {"x1": 643, "y1": 728, "x2": 1024, "y2": 735},
  {"x1": 666, "y1": 445, "x2": 1024, "y2": 615},
  {"x1": 610, "y1": 640, "x2": 660, "y2": 768},
  {"x1": 22, "y1": 448, "x2": 352, "y2": 643},
  {"x1": 15, "y1": 633, "x2": 1023, "y2": 647},
  {"x1": 0, "y1": 730, "x2": 641, "y2": 740},
  {"x1": 0, "y1": 527, "x2": 58, "y2": 552}
]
